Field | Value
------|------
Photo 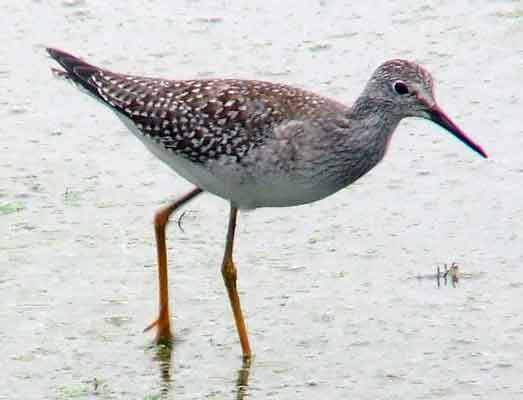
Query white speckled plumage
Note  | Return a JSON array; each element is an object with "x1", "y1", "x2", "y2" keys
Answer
[
  {"x1": 47, "y1": 47, "x2": 488, "y2": 356},
  {"x1": 47, "y1": 48, "x2": 487, "y2": 209}
]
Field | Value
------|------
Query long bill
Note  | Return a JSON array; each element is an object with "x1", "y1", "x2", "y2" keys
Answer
[{"x1": 430, "y1": 106, "x2": 488, "y2": 158}]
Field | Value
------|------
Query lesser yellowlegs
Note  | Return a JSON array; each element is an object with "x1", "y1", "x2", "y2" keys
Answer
[{"x1": 47, "y1": 47, "x2": 487, "y2": 358}]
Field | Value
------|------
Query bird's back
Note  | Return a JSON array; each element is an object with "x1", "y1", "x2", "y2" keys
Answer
[
  {"x1": 49, "y1": 48, "x2": 371, "y2": 208},
  {"x1": 48, "y1": 48, "x2": 348, "y2": 165}
]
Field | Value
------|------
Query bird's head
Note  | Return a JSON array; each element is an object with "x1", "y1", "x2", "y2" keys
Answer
[{"x1": 367, "y1": 59, "x2": 487, "y2": 158}]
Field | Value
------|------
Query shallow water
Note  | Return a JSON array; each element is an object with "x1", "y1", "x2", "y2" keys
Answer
[{"x1": 1, "y1": 0, "x2": 523, "y2": 399}]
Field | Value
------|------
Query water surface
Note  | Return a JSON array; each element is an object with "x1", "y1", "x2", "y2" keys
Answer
[{"x1": 1, "y1": 1, "x2": 522, "y2": 398}]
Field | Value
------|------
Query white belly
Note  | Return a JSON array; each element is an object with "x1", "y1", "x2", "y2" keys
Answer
[{"x1": 116, "y1": 114, "x2": 337, "y2": 209}]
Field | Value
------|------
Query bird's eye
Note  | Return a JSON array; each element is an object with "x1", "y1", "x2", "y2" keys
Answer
[{"x1": 393, "y1": 81, "x2": 409, "y2": 95}]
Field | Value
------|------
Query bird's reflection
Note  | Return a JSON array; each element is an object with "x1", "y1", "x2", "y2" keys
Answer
[
  {"x1": 235, "y1": 357, "x2": 251, "y2": 400},
  {"x1": 151, "y1": 343, "x2": 252, "y2": 399},
  {"x1": 152, "y1": 343, "x2": 173, "y2": 398}
]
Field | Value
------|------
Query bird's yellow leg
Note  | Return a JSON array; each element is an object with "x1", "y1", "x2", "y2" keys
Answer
[
  {"x1": 222, "y1": 204, "x2": 252, "y2": 359},
  {"x1": 144, "y1": 187, "x2": 203, "y2": 346}
]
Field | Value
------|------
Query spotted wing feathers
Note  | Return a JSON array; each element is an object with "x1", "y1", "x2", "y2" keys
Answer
[{"x1": 47, "y1": 47, "x2": 342, "y2": 163}]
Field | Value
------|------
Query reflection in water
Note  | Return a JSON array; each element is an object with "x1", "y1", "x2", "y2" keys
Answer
[
  {"x1": 417, "y1": 263, "x2": 460, "y2": 288},
  {"x1": 153, "y1": 344, "x2": 173, "y2": 398},
  {"x1": 235, "y1": 358, "x2": 251, "y2": 400},
  {"x1": 442, "y1": 262, "x2": 460, "y2": 287},
  {"x1": 151, "y1": 343, "x2": 252, "y2": 399}
]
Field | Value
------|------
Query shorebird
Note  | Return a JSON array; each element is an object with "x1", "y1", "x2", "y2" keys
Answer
[{"x1": 47, "y1": 47, "x2": 487, "y2": 359}]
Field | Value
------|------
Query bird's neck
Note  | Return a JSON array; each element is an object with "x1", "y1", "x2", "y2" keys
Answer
[
  {"x1": 351, "y1": 95, "x2": 401, "y2": 139},
  {"x1": 323, "y1": 96, "x2": 401, "y2": 187}
]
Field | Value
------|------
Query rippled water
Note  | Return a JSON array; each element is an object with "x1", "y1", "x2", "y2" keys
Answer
[{"x1": 1, "y1": 1, "x2": 522, "y2": 399}]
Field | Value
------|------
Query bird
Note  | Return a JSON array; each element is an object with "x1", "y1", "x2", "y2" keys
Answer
[{"x1": 46, "y1": 47, "x2": 487, "y2": 359}]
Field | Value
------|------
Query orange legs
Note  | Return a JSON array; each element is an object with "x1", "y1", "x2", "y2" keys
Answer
[
  {"x1": 144, "y1": 190, "x2": 251, "y2": 358},
  {"x1": 144, "y1": 187, "x2": 202, "y2": 345},
  {"x1": 222, "y1": 204, "x2": 252, "y2": 359}
]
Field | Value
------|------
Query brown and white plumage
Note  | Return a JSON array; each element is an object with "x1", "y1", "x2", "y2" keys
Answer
[
  {"x1": 48, "y1": 48, "x2": 345, "y2": 163},
  {"x1": 48, "y1": 47, "x2": 487, "y2": 209},
  {"x1": 47, "y1": 47, "x2": 486, "y2": 357},
  {"x1": 48, "y1": 48, "x2": 369, "y2": 208}
]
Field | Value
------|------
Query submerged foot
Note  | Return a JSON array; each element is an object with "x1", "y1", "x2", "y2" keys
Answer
[{"x1": 144, "y1": 317, "x2": 174, "y2": 347}]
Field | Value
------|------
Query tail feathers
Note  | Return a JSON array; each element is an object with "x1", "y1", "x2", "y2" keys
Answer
[
  {"x1": 46, "y1": 47, "x2": 104, "y2": 99},
  {"x1": 47, "y1": 48, "x2": 98, "y2": 79}
]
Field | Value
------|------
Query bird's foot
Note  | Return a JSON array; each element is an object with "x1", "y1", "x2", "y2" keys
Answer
[{"x1": 144, "y1": 317, "x2": 173, "y2": 347}]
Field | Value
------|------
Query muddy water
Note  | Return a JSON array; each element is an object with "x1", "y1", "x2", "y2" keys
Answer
[{"x1": 1, "y1": 1, "x2": 522, "y2": 399}]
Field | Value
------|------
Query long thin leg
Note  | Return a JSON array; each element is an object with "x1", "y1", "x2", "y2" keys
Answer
[
  {"x1": 144, "y1": 187, "x2": 203, "y2": 345},
  {"x1": 222, "y1": 204, "x2": 252, "y2": 359}
]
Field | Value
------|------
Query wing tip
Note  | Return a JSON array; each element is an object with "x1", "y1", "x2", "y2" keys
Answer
[
  {"x1": 51, "y1": 66, "x2": 70, "y2": 79},
  {"x1": 46, "y1": 47, "x2": 98, "y2": 74},
  {"x1": 47, "y1": 47, "x2": 105, "y2": 98},
  {"x1": 46, "y1": 46, "x2": 81, "y2": 60}
]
